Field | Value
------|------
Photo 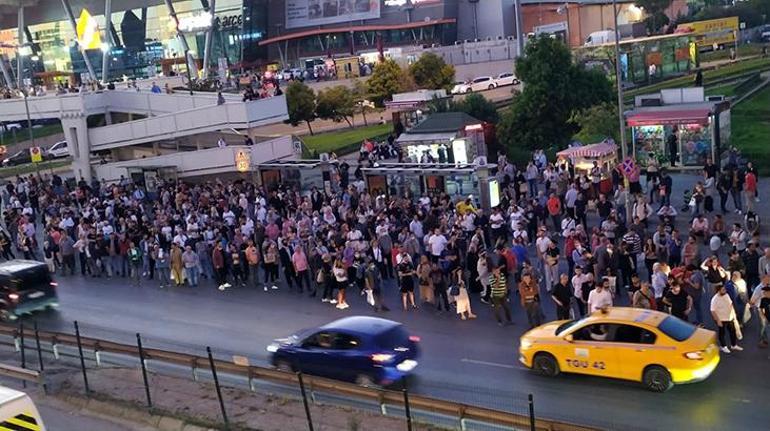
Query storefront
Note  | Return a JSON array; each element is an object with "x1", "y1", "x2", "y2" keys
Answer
[
  {"x1": 0, "y1": 0, "x2": 269, "y2": 84},
  {"x1": 626, "y1": 100, "x2": 730, "y2": 168},
  {"x1": 395, "y1": 112, "x2": 486, "y2": 165},
  {"x1": 362, "y1": 162, "x2": 498, "y2": 210}
]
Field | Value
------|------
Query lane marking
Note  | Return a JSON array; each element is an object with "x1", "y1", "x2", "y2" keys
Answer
[{"x1": 461, "y1": 358, "x2": 518, "y2": 369}]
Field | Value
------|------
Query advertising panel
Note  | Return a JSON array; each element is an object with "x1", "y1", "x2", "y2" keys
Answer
[{"x1": 286, "y1": 0, "x2": 381, "y2": 29}]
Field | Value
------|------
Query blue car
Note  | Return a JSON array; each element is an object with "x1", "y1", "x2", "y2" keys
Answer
[{"x1": 267, "y1": 316, "x2": 420, "y2": 386}]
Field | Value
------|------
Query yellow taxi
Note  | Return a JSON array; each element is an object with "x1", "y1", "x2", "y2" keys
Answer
[{"x1": 518, "y1": 307, "x2": 720, "y2": 392}]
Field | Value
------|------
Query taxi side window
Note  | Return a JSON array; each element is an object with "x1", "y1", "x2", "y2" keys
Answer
[
  {"x1": 573, "y1": 324, "x2": 612, "y2": 342},
  {"x1": 613, "y1": 324, "x2": 657, "y2": 345}
]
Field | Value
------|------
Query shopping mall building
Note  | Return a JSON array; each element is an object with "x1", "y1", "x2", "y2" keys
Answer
[{"x1": 0, "y1": 0, "x2": 520, "y2": 84}]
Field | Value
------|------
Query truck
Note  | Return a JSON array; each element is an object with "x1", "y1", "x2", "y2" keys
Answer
[
  {"x1": 675, "y1": 17, "x2": 739, "y2": 51},
  {"x1": 584, "y1": 30, "x2": 616, "y2": 46}
]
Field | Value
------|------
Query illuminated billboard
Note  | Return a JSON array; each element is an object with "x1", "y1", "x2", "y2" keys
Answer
[{"x1": 286, "y1": 0, "x2": 381, "y2": 29}]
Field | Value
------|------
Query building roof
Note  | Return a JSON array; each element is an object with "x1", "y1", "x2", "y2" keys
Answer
[
  {"x1": 407, "y1": 112, "x2": 482, "y2": 134},
  {"x1": 625, "y1": 102, "x2": 726, "y2": 126}
]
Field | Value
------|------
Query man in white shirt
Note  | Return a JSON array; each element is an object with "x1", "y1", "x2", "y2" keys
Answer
[
  {"x1": 710, "y1": 284, "x2": 742, "y2": 353},
  {"x1": 427, "y1": 228, "x2": 448, "y2": 262},
  {"x1": 587, "y1": 279, "x2": 613, "y2": 313},
  {"x1": 409, "y1": 216, "x2": 424, "y2": 244}
]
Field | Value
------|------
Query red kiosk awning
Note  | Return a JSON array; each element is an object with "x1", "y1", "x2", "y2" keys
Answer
[{"x1": 626, "y1": 108, "x2": 712, "y2": 127}]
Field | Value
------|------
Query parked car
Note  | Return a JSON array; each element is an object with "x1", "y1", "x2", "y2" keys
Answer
[
  {"x1": 495, "y1": 72, "x2": 520, "y2": 87},
  {"x1": 453, "y1": 76, "x2": 497, "y2": 93},
  {"x1": 0, "y1": 123, "x2": 22, "y2": 133},
  {"x1": 47, "y1": 141, "x2": 69, "y2": 159},
  {"x1": 450, "y1": 81, "x2": 468, "y2": 94},
  {"x1": 267, "y1": 316, "x2": 420, "y2": 387}
]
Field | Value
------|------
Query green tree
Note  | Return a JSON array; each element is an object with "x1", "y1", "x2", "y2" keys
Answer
[
  {"x1": 316, "y1": 85, "x2": 356, "y2": 128},
  {"x1": 367, "y1": 59, "x2": 409, "y2": 106},
  {"x1": 454, "y1": 93, "x2": 499, "y2": 124},
  {"x1": 285, "y1": 81, "x2": 316, "y2": 134},
  {"x1": 570, "y1": 102, "x2": 620, "y2": 144},
  {"x1": 408, "y1": 52, "x2": 456, "y2": 90},
  {"x1": 635, "y1": 0, "x2": 672, "y2": 33},
  {"x1": 497, "y1": 35, "x2": 613, "y2": 153}
]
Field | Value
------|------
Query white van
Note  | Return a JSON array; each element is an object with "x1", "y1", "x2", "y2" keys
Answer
[
  {"x1": 584, "y1": 30, "x2": 616, "y2": 46},
  {"x1": 0, "y1": 386, "x2": 45, "y2": 430}
]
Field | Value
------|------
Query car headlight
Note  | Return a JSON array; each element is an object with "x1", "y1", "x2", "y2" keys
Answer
[
  {"x1": 520, "y1": 338, "x2": 534, "y2": 349},
  {"x1": 266, "y1": 343, "x2": 279, "y2": 353}
]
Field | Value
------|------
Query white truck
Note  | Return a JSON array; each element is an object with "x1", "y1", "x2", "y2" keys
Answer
[{"x1": 584, "y1": 30, "x2": 616, "y2": 46}]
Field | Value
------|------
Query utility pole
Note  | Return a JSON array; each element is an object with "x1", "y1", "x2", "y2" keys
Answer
[{"x1": 612, "y1": 0, "x2": 631, "y2": 223}]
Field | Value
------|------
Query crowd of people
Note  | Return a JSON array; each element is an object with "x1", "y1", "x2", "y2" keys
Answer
[{"x1": 0, "y1": 146, "x2": 768, "y2": 354}]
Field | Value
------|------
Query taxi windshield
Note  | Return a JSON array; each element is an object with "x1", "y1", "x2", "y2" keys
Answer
[{"x1": 657, "y1": 316, "x2": 697, "y2": 342}]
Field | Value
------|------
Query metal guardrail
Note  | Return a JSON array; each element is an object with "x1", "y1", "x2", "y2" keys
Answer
[
  {"x1": 0, "y1": 362, "x2": 41, "y2": 385},
  {"x1": 0, "y1": 324, "x2": 598, "y2": 431}
]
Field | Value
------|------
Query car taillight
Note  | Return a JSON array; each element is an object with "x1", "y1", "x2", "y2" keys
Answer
[
  {"x1": 409, "y1": 335, "x2": 421, "y2": 343},
  {"x1": 8, "y1": 293, "x2": 19, "y2": 301},
  {"x1": 371, "y1": 353, "x2": 395, "y2": 363},
  {"x1": 684, "y1": 350, "x2": 705, "y2": 360}
]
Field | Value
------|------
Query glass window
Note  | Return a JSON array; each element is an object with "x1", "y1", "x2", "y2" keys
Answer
[
  {"x1": 333, "y1": 333, "x2": 361, "y2": 350},
  {"x1": 613, "y1": 324, "x2": 656, "y2": 344},
  {"x1": 657, "y1": 316, "x2": 696, "y2": 342}
]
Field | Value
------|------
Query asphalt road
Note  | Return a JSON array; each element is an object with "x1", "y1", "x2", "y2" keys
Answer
[{"x1": 17, "y1": 173, "x2": 770, "y2": 431}]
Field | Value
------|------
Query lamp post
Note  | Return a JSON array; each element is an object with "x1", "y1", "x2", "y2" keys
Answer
[
  {"x1": 184, "y1": 48, "x2": 194, "y2": 96},
  {"x1": 612, "y1": 0, "x2": 631, "y2": 223}
]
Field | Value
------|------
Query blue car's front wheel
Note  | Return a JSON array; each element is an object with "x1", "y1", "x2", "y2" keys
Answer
[{"x1": 275, "y1": 358, "x2": 294, "y2": 373}]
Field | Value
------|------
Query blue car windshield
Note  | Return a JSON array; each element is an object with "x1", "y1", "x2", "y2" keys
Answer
[{"x1": 657, "y1": 316, "x2": 696, "y2": 342}]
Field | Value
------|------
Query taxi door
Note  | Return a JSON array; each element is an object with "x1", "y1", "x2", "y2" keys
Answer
[
  {"x1": 608, "y1": 324, "x2": 661, "y2": 381},
  {"x1": 565, "y1": 323, "x2": 621, "y2": 378}
]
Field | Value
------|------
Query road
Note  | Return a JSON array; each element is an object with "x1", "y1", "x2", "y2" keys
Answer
[{"x1": 17, "y1": 173, "x2": 770, "y2": 431}]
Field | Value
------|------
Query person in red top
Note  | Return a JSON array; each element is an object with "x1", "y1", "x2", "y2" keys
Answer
[
  {"x1": 744, "y1": 171, "x2": 757, "y2": 213},
  {"x1": 546, "y1": 193, "x2": 562, "y2": 231}
]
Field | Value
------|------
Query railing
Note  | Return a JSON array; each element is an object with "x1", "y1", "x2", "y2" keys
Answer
[
  {"x1": 0, "y1": 323, "x2": 596, "y2": 431},
  {"x1": 88, "y1": 95, "x2": 288, "y2": 150}
]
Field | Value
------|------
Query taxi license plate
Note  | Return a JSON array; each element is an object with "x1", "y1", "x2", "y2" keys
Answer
[{"x1": 27, "y1": 291, "x2": 44, "y2": 299}]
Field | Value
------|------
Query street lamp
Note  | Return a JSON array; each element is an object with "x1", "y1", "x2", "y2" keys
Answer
[{"x1": 612, "y1": 0, "x2": 631, "y2": 223}]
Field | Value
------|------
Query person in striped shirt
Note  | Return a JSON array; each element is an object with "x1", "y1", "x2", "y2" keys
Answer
[{"x1": 489, "y1": 267, "x2": 512, "y2": 326}]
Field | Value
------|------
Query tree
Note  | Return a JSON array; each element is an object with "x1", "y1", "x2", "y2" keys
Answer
[
  {"x1": 635, "y1": 0, "x2": 672, "y2": 33},
  {"x1": 570, "y1": 102, "x2": 620, "y2": 144},
  {"x1": 408, "y1": 52, "x2": 456, "y2": 90},
  {"x1": 285, "y1": 81, "x2": 316, "y2": 135},
  {"x1": 367, "y1": 59, "x2": 410, "y2": 106},
  {"x1": 497, "y1": 35, "x2": 613, "y2": 153},
  {"x1": 454, "y1": 93, "x2": 499, "y2": 124},
  {"x1": 316, "y1": 85, "x2": 356, "y2": 128},
  {"x1": 351, "y1": 79, "x2": 372, "y2": 126}
]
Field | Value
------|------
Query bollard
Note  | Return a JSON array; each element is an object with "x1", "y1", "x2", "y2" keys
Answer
[
  {"x1": 136, "y1": 334, "x2": 152, "y2": 409},
  {"x1": 297, "y1": 372, "x2": 314, "y2": 431},
  {"x1": 206, "y1": 347, "x2": 229, "y2": 429},
  {"x1": 528, "y1": 393, "x2": 535, "y2": 431},
  {"x1": 402, "y1": 378, "x2": 413, "y2": 431},
  {"x1": 74, "y1": 321, "x2": 90, "y2": 395},
  {"x1": 33, "y1": 322, "x2": 47, "y2": 394}
]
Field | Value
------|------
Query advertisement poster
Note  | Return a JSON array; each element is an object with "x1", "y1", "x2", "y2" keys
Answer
[{"x1": 286, "y1": 0, "x2": 381, "y2": 29}]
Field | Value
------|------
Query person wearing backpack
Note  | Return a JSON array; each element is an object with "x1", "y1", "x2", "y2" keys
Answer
[{"x1": 749, "y1": 275, "x2": 770, "y2": 348}]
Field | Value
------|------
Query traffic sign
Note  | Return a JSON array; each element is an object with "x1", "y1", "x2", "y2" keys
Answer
[{"x1": 29, "y1": 146, "x2": 42, "y2": 163}]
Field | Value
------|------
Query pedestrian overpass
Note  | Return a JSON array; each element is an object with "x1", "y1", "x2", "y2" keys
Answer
[{"x1": 0, "y1": 89, "x2": 289, "y2": 180}]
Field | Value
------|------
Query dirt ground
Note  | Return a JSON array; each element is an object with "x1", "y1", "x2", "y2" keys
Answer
[{"x1": 49, "y1": 366, "x2": 443, "y2": 431}]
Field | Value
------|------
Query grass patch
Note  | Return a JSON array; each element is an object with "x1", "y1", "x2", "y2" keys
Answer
[
  {"x1": 0, "y1": 123, "x2": 63, "y2": 147},
  {"x1": 730, "y1": 85, "x2": 770, "y2": 175},
  {"x1": 625, "y1": 57, "x2": 770, "y2": 100},
  {"x1": 699, "y1": 45, "x2": 763, "y2": 63},
  {"x1": 706, "y1": 82, "x2": 739, "y2": 97},
  {"x1": 0, "y1": 159, "x2": 70, "y2": 178},
  {"x1": 301, "y1": 123, "x2": 392, "y2": 155}
]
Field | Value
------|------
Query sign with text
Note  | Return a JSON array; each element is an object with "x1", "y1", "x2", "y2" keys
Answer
[{"x1": 286, "y1": 0, "x2": 381, "y2": 29}]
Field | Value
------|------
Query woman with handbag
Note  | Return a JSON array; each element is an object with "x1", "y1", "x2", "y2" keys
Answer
[{"x1": 451, "y1": 268, "x2": 476, "y2": 320}]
